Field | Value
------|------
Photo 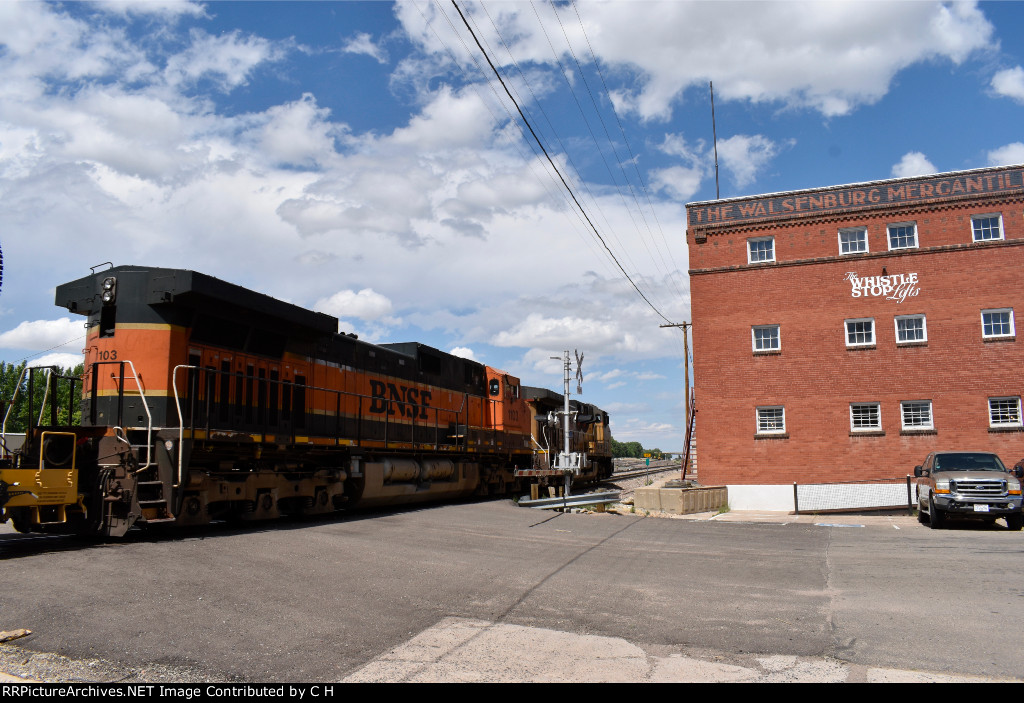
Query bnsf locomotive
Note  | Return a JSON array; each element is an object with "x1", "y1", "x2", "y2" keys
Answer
[{"x1": 0, "y1": 266, "x2": 611, "y2": 536}]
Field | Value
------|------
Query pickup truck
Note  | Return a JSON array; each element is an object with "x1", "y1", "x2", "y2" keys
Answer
[{"x1": 915, "y1": 451, "x2": 1023, "y2": 530}]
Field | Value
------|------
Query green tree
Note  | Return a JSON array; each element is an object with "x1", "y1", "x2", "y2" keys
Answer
[
  {"x1": 0, "y1": 361, "x2": 84, "y2": 432},
  {"x1": 610, "y1": 434, "x2": 646, "y2": 458}
]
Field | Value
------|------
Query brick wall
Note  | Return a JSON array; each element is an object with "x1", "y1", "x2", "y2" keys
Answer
[{"x1": 687, "y1": 170, "x2": 1024, "y2": 487}]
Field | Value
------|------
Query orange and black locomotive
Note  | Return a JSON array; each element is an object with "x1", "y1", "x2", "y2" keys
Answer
[{"x1": 1, "y1": 266, "x2": 613, "y2": 536}]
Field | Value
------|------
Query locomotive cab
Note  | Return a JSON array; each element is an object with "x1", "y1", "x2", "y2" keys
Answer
[{"x1": 484, "y1": 368, "x2": 530, "y2": 439}]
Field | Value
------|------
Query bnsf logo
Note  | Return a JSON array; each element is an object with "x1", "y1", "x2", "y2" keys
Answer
[{"x1": 368, "y1": 380, "x2": 432, "y2": 419}]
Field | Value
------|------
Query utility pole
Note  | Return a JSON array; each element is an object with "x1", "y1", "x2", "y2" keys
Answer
[{"x1": 660, "y1": 322, "x2": 692, "y2": 473}]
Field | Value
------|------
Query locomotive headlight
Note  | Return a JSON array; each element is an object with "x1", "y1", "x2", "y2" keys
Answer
[{"x1": 101, "y1": 276, "x2": 116, "y2": 304}]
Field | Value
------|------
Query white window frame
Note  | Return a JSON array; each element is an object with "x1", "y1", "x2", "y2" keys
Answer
[
  {"x1": 900, "y1": 400, "x2": 933, "y2": 430},
  {"x1": 751, "y1": 324, "x2": 781, "y2": 352},
  {"x1": 988, "y1": 397, "x2": 1022, "y2": 428},
  {"x1": 887, "y1": 222, "x2": 918, "y2": 251},
  {"x1": 747, "y1": 236, "x2": 775, "y2": 264},
  {"x1": 756, "y1": 406, "x2": 786, "y2": 435},
  {"x1": 850, "y1": 402, "x2": 882, "y2": 432},
  {"x1": 981, "y1": 308, "x2": 1015, "y2": 338},
  {"x1": 971, "y1": 213, "x2": 1004, "y2": 242},
  {"x1": 838, "y1": 227, "x2": 868, "y2": 255},
  {"x1": 845, "y1": 318, "x2": 875, "y2": 347},
  {"x1": 894, "y1": 314, "x2": 927, "y2": 344}
]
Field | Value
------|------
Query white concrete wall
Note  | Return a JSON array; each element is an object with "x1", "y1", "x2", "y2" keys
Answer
[
  {"x1": 727, "y1": 483, "x2": 915, "y2": 512},
  {"x1": 727, "y1": 485, "x2": 794, "y2": 511}
]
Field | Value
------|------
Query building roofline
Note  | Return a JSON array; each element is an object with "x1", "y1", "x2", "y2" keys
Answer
[{"x1": 687, "y1": 163, "x2": 1024, "y2": 208}]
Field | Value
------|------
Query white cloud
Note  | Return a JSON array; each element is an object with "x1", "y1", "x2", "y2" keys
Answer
[
  {"x1": 492, "y1": 314, "x2": 639, "y2": 353},
  {"x1": 651, "y1": 132, "x2": 782, "y2": 195},
  {"x1": 991, "y1": 66, "x2": 1024, "y2": 102},
  {"x1": 388, "y1": 86, "x2": 496, "y2": 151},
  {"x1": 891, "y1": 152, "x2": 936, "y2": 178},
  {"x1": 649, "y1": 165, "x2": 704, "y2": 202},
  {"x1": 0, "y1": 318, "x2": 84, "y2": 352},
  {"x1": 613, "y1": 418, "x2": 676, "y2": 436},
  {"x1": 90, "y1": 1, "x2": 206, "y2": 19},
  {"x1": 28, "y1": 352, "x2": 85, "y2": 370},
  {"x1": 634, "y1": 372, "x2": 666, "y2": 381},
  {"x1": 399, "y1": 1, "x2": 995, "y2": 121},
  {"x1": 258, "y1": 94, "x2": 340, "y2": 168},
  {"x1": 164, "y1": 29, "x2": 284, "y2": 90},
  {"x1": 987, "y1": 143, "x2": 1024, "y2": 166},
  {"x1": 314, "y1": 289, "x2": 394, "y2": 321},
  {"x1": 717, "y1": 135, "x2": 782, "y2": 188},
  {"x1": 449, "y1": 347, "x2": 478, "y2": 361},
  {"x1": 342, "y1": 32, "x2": 388, "y2": 64}
]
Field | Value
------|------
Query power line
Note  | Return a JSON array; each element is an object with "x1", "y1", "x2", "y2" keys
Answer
[
  {"x1": 419, "y1": 0, "x2": 618, "y2": 278},
  {"x1": 568, "y1": 0, "x2": 688, "y2": 299},
  {"x1": 451, "y1": 0, "x2": 674, "y2": 325}
]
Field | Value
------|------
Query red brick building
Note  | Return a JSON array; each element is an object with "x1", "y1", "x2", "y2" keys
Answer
[{"x1": 686, "y1": 165, "x2": 1024, "y2": 509}]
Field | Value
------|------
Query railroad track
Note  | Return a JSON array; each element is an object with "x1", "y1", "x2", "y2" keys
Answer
[{"x1": 607, "y1": 464, "x2": 685, "y2": 482}]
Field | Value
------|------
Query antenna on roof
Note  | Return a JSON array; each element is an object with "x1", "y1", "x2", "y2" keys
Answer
[{"x1": 710, "y1": 81, "x2": 720, "y2": 200}]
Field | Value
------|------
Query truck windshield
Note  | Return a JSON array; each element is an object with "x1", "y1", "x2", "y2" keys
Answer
[{"x1": 934, "y1": 453, "x2": 1006, "y2": 472}]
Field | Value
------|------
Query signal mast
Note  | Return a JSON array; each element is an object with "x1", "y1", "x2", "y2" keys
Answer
[{"x1": 546, "y1": 349, "x2": 586, "y2": 495}]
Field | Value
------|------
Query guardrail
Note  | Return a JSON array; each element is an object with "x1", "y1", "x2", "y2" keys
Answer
[{"x1": 517, "y1": 490, "x2": 621, "y2": 510}]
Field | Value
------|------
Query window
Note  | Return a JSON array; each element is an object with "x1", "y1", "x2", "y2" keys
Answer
[
  {"x1": 988, "y1": 397, "x2": 1022, "y2": 428},
  {"x1": 981, "y1": 309, "x2": 1014, "y2": 338},
  {"x1": 887, "y1": 222, "x2": 918, "y2": 250},
  {"x1": 850, "y1": 403, "x2": 881, "y2": 432},
  {"x1": 901, "y1": 401, "x2": 933, "y2": 430},
  {"x1": 895, "y1": 314, "x2": 926, "y2": 343},
  {"x1": 838, "y1": 227, "x2": 868, "y2": 255},
  {"x1": 752, "y1": 325, "x2": 781, "y2": 352},
  {"x1": 756, "y1": 406, "x2": 785, "y2": 434},
  {"x1": 971, "y1": 214, "x2": 1003, "y2": 242},
  {"x1": 747, "y1": 236, "x2": 775, "y2": 264},
  {"x1": 845, "y1": 318, "x2": 875, "y2": 347}
]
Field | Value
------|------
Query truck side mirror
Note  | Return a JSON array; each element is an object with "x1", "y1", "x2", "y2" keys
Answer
[
  {"x1": 914, "y1": 465, "x2": 923, "y2": 478},
  {"x1": 1014, "y1": 466, "x2": 1024, "y2": 480}
]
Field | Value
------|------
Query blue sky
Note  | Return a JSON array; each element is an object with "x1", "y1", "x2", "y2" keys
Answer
[{"x1": 1, "y1": 1, "x2": 1023, "y2": 448}]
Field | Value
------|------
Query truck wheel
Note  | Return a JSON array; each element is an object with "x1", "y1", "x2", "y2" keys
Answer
[
  {"x1": 1006, "y1": 513, "x2": 1023, "y2": 531},
  {"x1": 928, "y1": 497, "x2": 945, "y2": 529}
]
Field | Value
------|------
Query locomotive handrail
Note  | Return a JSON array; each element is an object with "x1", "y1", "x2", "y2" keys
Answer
[
  {"x1": 1, "y1": 364, "x2": 33, "y2": 444},
  {"x1": 90, "y1": 360, "x2": 153, "y2": 472},
  {"x1": 1, "y1": 366, "x2": 74, "y2": 455},
  {"x1": 172, "y1": 364, "x2": 195, "y2": 488},
  {"x1": 171, "y1": 364, "x2": 479, "y2": 477},
  {"x1": 1, "y1": 366, "x2": 53, "y2": 442}
]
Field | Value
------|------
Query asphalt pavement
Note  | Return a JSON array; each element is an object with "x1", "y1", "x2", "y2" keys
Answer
[{"x1": 1, "y1": 505, "x2": 1020, "y2": 683}]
